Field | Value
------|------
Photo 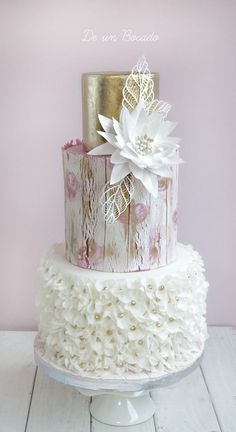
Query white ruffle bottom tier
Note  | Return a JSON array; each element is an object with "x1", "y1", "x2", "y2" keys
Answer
[{"x1": 37, "y1": 243, "x2": 208, "y2": 379}]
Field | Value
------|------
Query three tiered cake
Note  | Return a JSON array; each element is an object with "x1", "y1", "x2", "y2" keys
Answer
[{"x1": 37, "y1": 57, "x2": 208, "y2": 378}]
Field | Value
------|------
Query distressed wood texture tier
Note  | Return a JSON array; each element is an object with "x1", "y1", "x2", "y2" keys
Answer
[{"x1": 63, "y1": 140, "x2": 178, "y2": 272}]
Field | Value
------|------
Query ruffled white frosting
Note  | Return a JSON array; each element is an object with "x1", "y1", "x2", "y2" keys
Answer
[{"x1": 37, "y1": 243, "x2": 208, "y2": 378}]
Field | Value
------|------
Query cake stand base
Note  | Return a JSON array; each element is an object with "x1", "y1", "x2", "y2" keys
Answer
[{"x1": 34, "y1": 334, "x2": 203, "y2": 426}]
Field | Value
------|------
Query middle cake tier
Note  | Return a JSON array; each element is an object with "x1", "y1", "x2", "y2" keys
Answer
[{"x1": 63, "y1": 140, "x2": 178, "y2": 273}]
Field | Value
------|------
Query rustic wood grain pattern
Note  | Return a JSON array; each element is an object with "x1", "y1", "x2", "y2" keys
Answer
[
  {"x1": 201, "y1": 326, "x2": 236, "y2": 432},
  {"x1": 169, "y1": 164, "x2": 178, "y2": 262},
  {"x1": 151, "y1": 367, "x2": 221, "y2": 432},
  {"x1": 0, "y1": 331, "x2": 36, "y2": 432},
  {"x1": 103, "y1": 158, "x2": 129, "y2": 272},
  {"x1": 127, "y1": 178, "x2": 151, "y2": 271},
  {"x1": 26, "y1": 369, "x2": 91, "y2": 432},
  {"x1": 63, "y1": 142, "x2": 178, "y2": 273}
]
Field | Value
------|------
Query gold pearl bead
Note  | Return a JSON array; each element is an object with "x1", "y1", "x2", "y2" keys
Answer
[
  {"x1": 147, "y1": 284, "x2": 153, "y2": 290},
  {"x1": 156, "y1": 322, "x2": 161, "y2": 327},
  {"x1": 131, "y1": 300, "x2": 136, "y2": 306},
  {"x1": 169, "y1": 317, "x2": 174, "y2": 322},
  {"x1": 138, "y1": 340, "x2": 143, "y2": 345},
  {"x1": 118, "y1": 312, "x2": 124, "y2": 318},
  {"x1": 106, "y1": 329, "x2": 113, "y2": 335},
  {"x1": 95, "y1": 314, "x2": 101, "y2": 320},
  {"x1": 159, "y1": 285, "x2": 165, "y2": 291},
  {"x1": 117, "y1": 362, "x2": 124, "y2": 367},
  {"x1": 152, "y1": 309, "x2": 157, "y2": 314},
  {"x1": 130, "y1": 325, "x2": 136, "y2": 331}
]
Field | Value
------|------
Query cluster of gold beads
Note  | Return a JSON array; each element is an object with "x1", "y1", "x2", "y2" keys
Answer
[{"x1": 135, "y1": 134, "x2": 154, "y2": 155}]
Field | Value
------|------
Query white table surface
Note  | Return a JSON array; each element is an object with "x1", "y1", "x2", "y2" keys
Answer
[{"x1": 0, "y1": 326, "x2": 235, "y2": 432}]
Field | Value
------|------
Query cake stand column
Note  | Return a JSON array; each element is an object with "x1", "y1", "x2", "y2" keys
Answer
[{"x1": 80, "y1": 389, "x2": 156, "y2": 426}]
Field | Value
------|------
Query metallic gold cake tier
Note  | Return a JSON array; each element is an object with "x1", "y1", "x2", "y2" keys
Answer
[{"x1": 82, "y1": 72, "x2": 159, "y2": 150}]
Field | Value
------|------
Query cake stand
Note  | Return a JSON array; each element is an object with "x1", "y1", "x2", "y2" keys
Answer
[{"x1": 34, "y1": 334, "x2": 202, "y2": 426}]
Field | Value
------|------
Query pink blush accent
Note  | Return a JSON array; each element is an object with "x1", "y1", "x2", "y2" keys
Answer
[
  {"x1": 118, "y1": 203, "x2": 149, "y2": 224},
  {"x1": 65, "y1": 171, "x2": 79, "y2": 200},
  {"x1": 135, "y1": 203, "x2": 149, "y2": 223},
  {"x1": 173, "y1": 209, "x2": 178, "y2": 226},
  {"x1": 149, "y1": 231, "x2": 161, "y2": 265},
  {"x1": 77, "y1": 242, "x2": 103, "y2": 269}
]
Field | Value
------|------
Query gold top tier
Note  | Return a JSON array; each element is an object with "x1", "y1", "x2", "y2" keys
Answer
[{"x1": 82, "y1": 72, "x2": 159, "y2": 150}]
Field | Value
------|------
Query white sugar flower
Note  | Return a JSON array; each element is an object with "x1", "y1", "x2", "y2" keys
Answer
[{"x1": 89, "y1": 99, "x2": 182, "y2": 197}]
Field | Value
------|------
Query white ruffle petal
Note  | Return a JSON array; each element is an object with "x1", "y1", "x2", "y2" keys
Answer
[{"x1": 37, "y1": 243, "x2": 208, "y2": 378}]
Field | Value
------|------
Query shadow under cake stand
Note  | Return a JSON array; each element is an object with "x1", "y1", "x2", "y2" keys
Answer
[{"x1": 34, "y1": 334, "x2": 202, "y2": 426}]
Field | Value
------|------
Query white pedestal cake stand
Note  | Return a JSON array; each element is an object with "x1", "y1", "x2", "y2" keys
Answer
[{"x1": 34, "y1": 334, "x2": 202, "y2": 427}]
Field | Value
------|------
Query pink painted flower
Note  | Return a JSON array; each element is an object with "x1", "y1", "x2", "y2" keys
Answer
[
  {"x1": 77, "y1": 242, "x2": 103, "y2": 269},
  {"x1": 117, "y1": 208, "x2": 129, "y2": 224},
  {"x1": 149, "y1": 231, "x2": 161, "y2": 265},
  {"x1": 172, "y1": 209, "x2": 178, "y2": 226},
  {"x1": 89, "y1": 242, "x2": 103, "y2": 267},
  {"x1": 118, "y1": 203, "x2": 149, "y2": 224},
  {"x1": 77, "y1": 247, "x2": 90, "y2": 268},
  {"x1": 66, "y1": 171, "x2": 79, "y2": 200},
  {"x1": 134, "y1": 203, "x2": 149, "y2": 223}
]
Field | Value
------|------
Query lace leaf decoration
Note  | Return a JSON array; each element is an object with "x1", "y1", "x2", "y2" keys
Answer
[
  {"x1": 122, "y1": 56, "x2": 154, "y2": 112},
  {"x1": 147, "y1": 99, "x2": 171, "y2": 117},
  {"x1": 101, "y1": 174, "x2": 135, "y2": 224},
  {"x1": 122, "y1": 55, "x2": 171, "y2": 117}
]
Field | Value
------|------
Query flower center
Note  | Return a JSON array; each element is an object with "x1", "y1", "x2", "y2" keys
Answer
[{"x1": 134, "y1": 134, "x2": 154, "y2": 155}]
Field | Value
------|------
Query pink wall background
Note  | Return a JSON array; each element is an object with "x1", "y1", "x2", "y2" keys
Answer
[{"x1": 1, "y1": 0, "x2": 235, "y2": 330}]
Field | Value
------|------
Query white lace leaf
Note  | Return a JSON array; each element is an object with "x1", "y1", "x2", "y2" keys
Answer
[
  {"x1": 147, "y1": 99, "x2": 172, "y2": 117},
  {"x1": 122, "y1": 56, "x2": 154, "y2": 112},
  {"x1": 122, "y1": 56, "x2": 172, "y2": 120},
  {"x1": 101, "y1": 174, "x2": 135, "y2": 224}
]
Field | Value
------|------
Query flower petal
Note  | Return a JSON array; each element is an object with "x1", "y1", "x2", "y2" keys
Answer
[
  {"x1": 97, "y1": 131, "x2": 117, "y2": 145},
  {"x1": 111, "y1": 150, "x2": 127, "y2": 165},
  {"x1": 159, "y1": 121, "x2": 178, "y2": 138},
  {"x1": 112, "y1": 118, "x2": 123, "y2": 138},
  {"x1": 129, "y1": 163, "x2": 158, "y2": 197},
  {"x1": 88, "y1": 142, "x2": 115, "y2": 155},
  {"x1": 110, "y1": 163, "x2": 131, "y2": 185},
  {"x1": 98, "y1": 114, "x2": 114, "y2": 133},
  {"x1": 150, "y1": 165, "x2": 172, "y2": 178}
]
